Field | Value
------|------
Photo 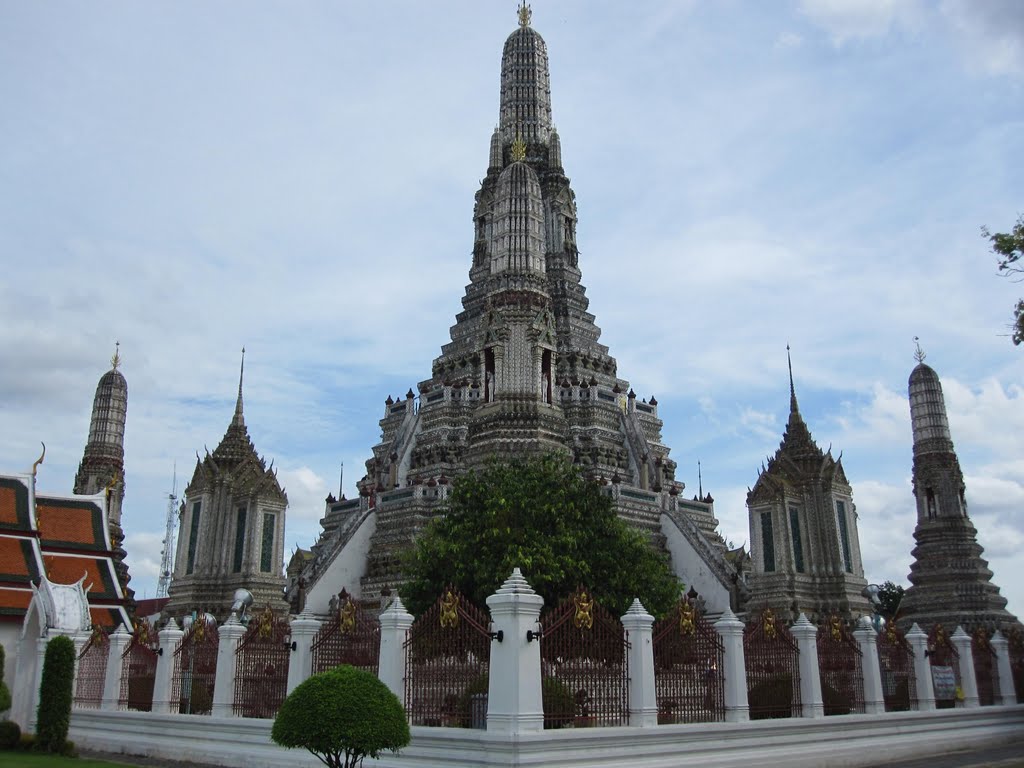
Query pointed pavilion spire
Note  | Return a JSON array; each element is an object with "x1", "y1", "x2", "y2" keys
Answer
[
  {"x1": 233, "y1": 347, "x2": 245, "y2": 428},
  {"x1": 787, "y1": 344, "x2": 799, "y2": 415}
]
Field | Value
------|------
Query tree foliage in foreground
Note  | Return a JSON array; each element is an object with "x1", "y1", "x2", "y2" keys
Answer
[
  {"x1": 271, "y1": 665, "x2": 409, "y2": 768},
  {"x1": 400, "y1": 453, "x2": 683, "y2": 618},
  {"x1": 982, "y1": 214, "x2": 1024, "y2": 346},
  {"x1": 876, "y1": 580, "x2": 905, "y2": 621},
  {"x1": 0, "y1": 643, "x2": 11, "y2": 713}
]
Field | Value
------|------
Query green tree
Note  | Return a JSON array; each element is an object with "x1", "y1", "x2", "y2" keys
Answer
[
  {"x1": 982, "y1": 214, "x2": 1024, "y2": 346},
  {"x1": 271, "y1": 665, "x2": 409, "y2": 768},
  {"x1": 0, "y1": 643, "x2": 12, "y2": 713},
  {"x1": 35, "y1": 635, "x2": 75, "y2": 753},
  {"x1": 400, "y1": 453, "x2": 683, "y2": 617},
  {"x1": 877, "y1": 581, "x2": 905, "y2": 622}
]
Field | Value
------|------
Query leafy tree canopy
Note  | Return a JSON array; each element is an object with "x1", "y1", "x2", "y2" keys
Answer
[
  {"x1": 271, "y1": 665, "x2": 409, "y2": 768},
  {"x1": 877, "y1": 580, "x2": 905, "y2": 622},
  {"x1": 982, "y1": 214, "x2": 1024, "y2": 346},
  {"x1": 400, "y1": 453, "x2": 683, "y2": 617}
]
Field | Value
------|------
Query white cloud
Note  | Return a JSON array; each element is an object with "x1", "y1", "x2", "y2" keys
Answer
[
  {"x1": 798, "y1": 0, "x2": 923, "y2": 44},
  {"x1": 941, "y1": 0, "x2": 1024, "y2": 75}
]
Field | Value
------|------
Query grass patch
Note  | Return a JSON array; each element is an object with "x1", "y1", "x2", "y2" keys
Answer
[{"x1": 0, "y1": 752, "x2": 137, "y2": 768}]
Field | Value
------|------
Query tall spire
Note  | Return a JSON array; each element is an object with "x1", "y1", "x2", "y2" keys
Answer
[
  {"x1": 233, "y1": 347, "x2": 245, "y2": 428},
  {"x1": 518, "y1": 1, "x2": 531, "y2": 27},
  {"x1": 787, "y1": 344, "x2": 799, "y2": 415},
  {"x1": 913, "y1": 336, "x2": 926, "y2": 364},
  {"x1": 500, "y1": 4, "x2": 552, "y2": 145}
]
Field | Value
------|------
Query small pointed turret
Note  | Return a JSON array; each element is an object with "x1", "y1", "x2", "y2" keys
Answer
[{"x1": 233, "y1": 347, "x2": 246, "y2": 428}]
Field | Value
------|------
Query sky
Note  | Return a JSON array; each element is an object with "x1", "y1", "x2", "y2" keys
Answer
[{"x1": 1, "y1": 1, "x2": 1022, "y2": 619}]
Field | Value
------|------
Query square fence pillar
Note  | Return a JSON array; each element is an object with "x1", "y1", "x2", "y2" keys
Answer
[
  {"x1": 152, "y1": 619, "x2": 184, "y2": 714},
  {"x1": 212, "y1": 613, "x2": 246, "y2": 717},
  {"x1": 287, "y1": 611, "x2": 322, "y2": 694},
  {"x1": 951, "y1": 626, "x2": 979, "y2": 708},
  {"x1": 791, "y1": 614, "x2": 824, "y2": 718},
  {"x1": 486, "y1": 568, "x2": 545, "y2": 734},
  {"x1": 853, "y1": 616, "x2": 886, "y2": 715},
  {"x1": 990, "y1": 631, "x2": 1016, "y2": 706},
  {"x1": 714, "y1": 608, "x2": 749, "y2": 723},
  {"x1": 102, "y1": 623, "x2": 132, "y2": 711},
  {"x1": 620, "y1": 599, "x2": 657, "y2": 727},
  {"x1": 906, "y1": 623, "x2": 936, "y2": 711},
  {"x1": 378, "y1": 596, "x2": 414, "y2": 708}
]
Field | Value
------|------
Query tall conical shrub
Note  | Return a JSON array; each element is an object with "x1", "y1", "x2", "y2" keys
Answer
[{"x1": 35, "y1": 635, "x2": 75, "y2": 752}]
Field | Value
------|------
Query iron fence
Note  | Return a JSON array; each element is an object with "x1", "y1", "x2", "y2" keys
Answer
[
  {"x1": 540, "y1": 587, "x2": 629, "y2": 728},
  {"x1": 744, "y1": 608, "x2": 801, "y2": 719},
  {"x1": 652, "y1": 595, "x2": 725, "y2": 724},
  {"x1": 233, "y1": 605, "x2": 291, "y2": 718},
  {"x1": 74, "y1": 627, "x2": 109, "y2": 709},
  {"x1": 118, "y1": 618, "x2": 159, "y2": 711},
  {"x1": 1010, "y1": 628, "x2": 1024, "y2": 704},
  {"x1": 170, "y1": 616, "x2": 219, "y2": 715},
  {"x1": 927, "y1": 624, "x2": 960, "y2": 709},
  {"x1": 404, "y1": 587, "x2": 492, "y2": 728},
  {"x1": 971, "y1": 628, "x2": 1000, "y2": 707},
  {"x1": 311, "y1": 588, "x2": 380, "y2": 675},
  {"x1": 877, "y1": 623, "x2": 917, "y2": 712},
  {"x1": 816, "y1": 615, "x2": 864, "y2": 715}
]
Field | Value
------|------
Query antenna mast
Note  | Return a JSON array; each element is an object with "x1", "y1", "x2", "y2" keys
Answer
[{"x1": 156, "y1": 463, "x2": 178, "y2": 598}]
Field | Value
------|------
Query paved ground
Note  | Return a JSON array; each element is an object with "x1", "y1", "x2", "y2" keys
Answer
[
  {"x1": 867, "y1": 740, "x2": 1024, "y2": 768},
  {"x1": 84, "y1": 739, "x2": 1024, "y2": 768}
]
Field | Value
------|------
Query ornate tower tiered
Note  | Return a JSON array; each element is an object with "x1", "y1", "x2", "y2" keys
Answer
[
  {"x1": 302, "y1": 6, "x2": 737, "y2": 611},
  {"x1": 745, "y1": 349, "x2": 870, "y2": 622},
  {"x1": 896, "y1": 345, "x2": 1017, "y2": 632},
  {"x1": 164, "y1": 351, "x2": 289, "y2": 620},
  {"x1": 74, "y1": 343, "x2": 134, "y2": 603}
]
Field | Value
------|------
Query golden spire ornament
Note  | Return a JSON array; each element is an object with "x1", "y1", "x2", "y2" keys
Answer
[
  {"x1": 518, "y1": 1, "x2": 532, "y2": 27},
  {"x1": 111, "y1": 340, "x2": 121, "y2": 370},
  {"x1": 510, "y1": 124, "x2": 527, "y2": 163}
]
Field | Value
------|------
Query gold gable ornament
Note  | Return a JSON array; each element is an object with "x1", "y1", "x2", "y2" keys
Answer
[
  {"x1": 340, "y1": 597, "x2": 357, "y2": 635},
  {"x1": 573, "y1": 589, "x2": 594, "y2": 630},
  {"x1": 440, "y1": 590, "x2": 459, "y2": 628}
]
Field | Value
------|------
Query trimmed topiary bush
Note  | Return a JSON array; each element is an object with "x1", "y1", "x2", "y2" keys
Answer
[
  {"x1": 34, "y1": 635, "x2": 76, "y2": 753},
  {"x1": 272, "y1": 664, "x2": 409, "y2": 768},
  {"x1": 0, "y1": 644, "x2": 11, "y2": 714},
  {"x1": 0, "y1": 720, "x2": 21, "y2": 749}
]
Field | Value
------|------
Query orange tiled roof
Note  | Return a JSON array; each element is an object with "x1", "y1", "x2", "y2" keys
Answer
[
  {"x1": 89, "y1": 606, "x2": 123, "y2": 630},
  {"x1": 36, "y1": 497, "x2": 107, "y2": 551},
  {"x1": 0, "y1": 478, "x2": 32, "y2": 531},
  {"x1": 42, "y1": 554, "x2": 118, "y2": 600},
  {"x1": 0, "y1": 587, "x2": 32, "y2": 618},
  {"x1": 0, "y1": 536, "x2": 40, "y2": 583}
]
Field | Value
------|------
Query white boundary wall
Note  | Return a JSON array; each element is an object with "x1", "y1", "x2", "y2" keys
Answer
[{"x1": 70, "y1": 705, "x2": 1024, "y2": 768}]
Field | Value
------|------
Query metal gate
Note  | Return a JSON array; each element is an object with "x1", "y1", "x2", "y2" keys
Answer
[
  {"x1": 1010, "y1": 628, "x2": 1024, "y2": 703},
  {"x1": 404, "y1": 587, "x2": 492, "y2": 727},
  {"x1": 171, "y1": 616, "x2": 219, "y2": 715},
  {"x1": 119, "y1": 618, "x2": 159, "y2": 711},
  {"x1": 744, "y1": 608, "x2": 801, "y2": 719},
  {"x1": 540, "y1": 587, "x2": 629, "y2": 728},
  {"x1": 652, "y1": 595, "x2": 724, "y2": 724},
  {"x1": 311, "y1": 588, "x2": 380, "y2": 675},
  {"x1": 74, "y1": 626, "x2": 109, "y2": 709},
  {"x1": 971, "y1": 628, "x2": 1000, "y2": 707},
  {"x1": 877, "y1": 623, "x2": 916, "y2": 712},
  {"x1": 816, "y1": 615, "x2": 864, "y2": 715},
  {"x1": 927, "y1": 624, "x2": 960, "y2": 709},
  {"x1": 233, "y1": 606, "x2": 291, "y2": 718}
]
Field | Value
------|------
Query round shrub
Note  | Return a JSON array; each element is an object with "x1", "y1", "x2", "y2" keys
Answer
[
  {"x1": 35, "y1": 635, "x2": 76, "y2": 753},
  {"x1": 272, "y1": 665, "x2": 409, "y2": 768},
  {"x1": 0, "y1": 720, "x2": 21, "y2": 749}
]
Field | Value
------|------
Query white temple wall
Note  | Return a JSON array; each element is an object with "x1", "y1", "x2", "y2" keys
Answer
[
  {"x1": 660, "y1": 513, "x2": 730, "y2": 612},
  {"x1": 302, "y1": 510, "x2": 376, "y2": 613}
]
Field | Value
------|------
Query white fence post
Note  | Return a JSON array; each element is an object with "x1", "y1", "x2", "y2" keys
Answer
[
  {"x1": 791, "y1": 614, "x2": 824, "y2": 718},
  {"x1": 70, "y1": 630, "x2": 90, "y2": 704},
  {"x1": 990, "y1": 631, "x2": 1016, "y2": 706},
  {"x1": 378, "y1": 596, "x2": 414, "y2": 708},
  {"x1": 620, "y1": 599, "x2": 657, "y2": 727},
  {"x1": 906, "y1": 623, "x2": 936, "y2": 711},
  {"x1": 152, "y1": 619, "x2": 183, "y2": 714},
  {"x1": 853, "y1": 616, "x2": 886, "y2": 714},
  {"x1": 714, "y1": 608, "x2": 748, "y2": 722},
  {"x1": 102, "y1": 624, "x2": 131, "y2": 711},
  {"x1": 951, "y1": 626, "x2": 979, "y2": 708},
  {"x1": 287, "y1": 610, "x2": 322, "y2": 694},
  {"x1": 486, "y1": 568, "x2": 545, "y2": 734},
  {"x1": 211, "y1": 614, "x2": 246, "y2": 717}
]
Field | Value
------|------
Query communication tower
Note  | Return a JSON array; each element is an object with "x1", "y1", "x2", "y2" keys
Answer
[{"x1": 156, "y1": 465, "x2": 178, "y2": 598}]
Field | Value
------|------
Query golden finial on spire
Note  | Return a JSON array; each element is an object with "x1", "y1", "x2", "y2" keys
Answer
[
  {"x1": 914, "y1": 336, "x2": 926, "y2": 364},
  {"x1": 518, "y1": 1, "x2": 532, "y2": 27},
  {"x1": 111, "y1": 340, "x2": 121, "y2": 371},
  {"x1": 510, "y1": 123, "x2": 527, "y2": 163}
]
